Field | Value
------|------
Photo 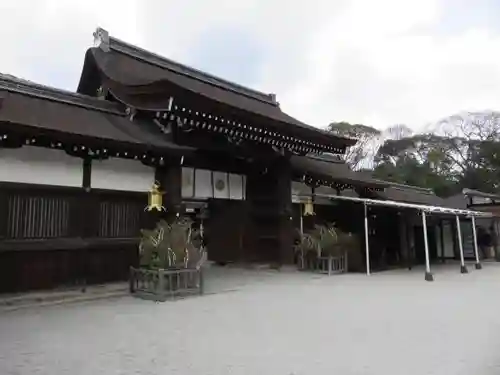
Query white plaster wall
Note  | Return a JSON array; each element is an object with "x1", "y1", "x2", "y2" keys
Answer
[
  {"x1": 182, "y1": 167, "x2": 195, "y2": 198},
  {"x1": 182, "y1": 167, "x2": 245, "y2": 200},
  {"x1": 0, "y1": 146, "x2": 83, "y2": 187},
  {"x1": 194, "y1": 169, "x2": 213, "y2": 198},
  {"x1": 229, "y1": 173, "x2": 244, "y2": 200},
  {"x1": 91, "y1": 158, "x2": 154, "y2": 192},
  {"x1": 212, "y1": 171, "x2": 229, "y2": 199}
]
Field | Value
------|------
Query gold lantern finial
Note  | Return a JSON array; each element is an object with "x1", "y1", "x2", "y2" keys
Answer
[
  {"x1": 303, "y1": 197, "x2": 315, "y2": 216},
  {"x1": 145, "y1": 181, "x2": 166, "y2": 212}
]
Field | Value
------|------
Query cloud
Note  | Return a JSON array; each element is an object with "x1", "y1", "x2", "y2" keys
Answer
[{"x1": 1, "y1": 0, "x2": 500, "y2": 131}]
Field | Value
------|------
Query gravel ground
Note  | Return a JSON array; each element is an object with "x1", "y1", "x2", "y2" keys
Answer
[{"x1": 1, "y1": 263, "x2": 500, "y2": 375}]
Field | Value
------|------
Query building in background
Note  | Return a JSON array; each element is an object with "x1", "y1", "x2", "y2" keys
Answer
[
  {"x1": 0, "y1": 28, "x2": 490, "y2": 292},
  {"x1": 0, "y1": 28, "x2": 356, "y2": 293}
]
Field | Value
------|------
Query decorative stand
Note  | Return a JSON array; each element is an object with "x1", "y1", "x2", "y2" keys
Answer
[
  {"x1": 298, "y1": 253, "x2": 348, "y2": 275},
  {"x1": 129, "y1": 183, "x2": 207, "y2": 301},
  {"x1": 129, "y1": 253, "x2": 206, "y2": 301}
]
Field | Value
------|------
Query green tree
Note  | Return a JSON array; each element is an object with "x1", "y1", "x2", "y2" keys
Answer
[{"x1": 373, "y1": 135, "x2": 457, "y2": 196}]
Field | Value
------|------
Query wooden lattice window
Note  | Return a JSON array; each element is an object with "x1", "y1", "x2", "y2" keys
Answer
[
  {"x1": 98, "y1": 200, "x2": 144, "y2": 238},
  {"x1": 6, "y1": 194, "x2": 71, "y2": 239}
]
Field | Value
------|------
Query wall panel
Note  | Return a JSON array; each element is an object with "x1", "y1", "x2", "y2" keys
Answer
[
  {"x1": 182, "y1": 168, "x2": 246, "y2": 200},
  {"x1": 0, "y1": 146, "x2": 82, "y2": 187},
  {"x1": 213, "y1": 171, "x2": 229, "y2": 199},
  {"x1": 181, "y1": 167, "x2": 194, "y2": 198},
  {"x1": 91, "y1": 158, "x2": 154, "y2": 192},
  {"x1": 194, "y1": 169, "x2": 213, "y2": 198}
]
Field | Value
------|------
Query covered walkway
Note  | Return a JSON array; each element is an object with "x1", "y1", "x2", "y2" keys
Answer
[{"x1": 299, "y1": 192, "x2": 492, "y2": 281}]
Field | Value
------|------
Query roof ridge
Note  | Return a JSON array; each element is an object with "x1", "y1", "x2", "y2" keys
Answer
[
  {"x1": 306, "y1": 153, "x2": 346, "y2": 164},
  {"x1": 462, "y1": 188, "x2": 500, "y2": 200},
  {"x1": 0, "y1": 73, "x2": 125, "y2": 115},
  {"x1": 93, "y1": 27, "x2": 279, "y2": 107},
  {"x1": 388, "y1": 182, "x2": 434, "y2": 194}
]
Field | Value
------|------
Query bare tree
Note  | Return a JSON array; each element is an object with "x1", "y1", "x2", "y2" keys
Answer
[{"x1": 326, "y1": 122, "x2": 381, "y2": 170}]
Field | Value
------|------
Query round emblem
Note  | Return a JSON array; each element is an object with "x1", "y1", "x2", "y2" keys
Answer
[{"x1": 215, "y1": 179, "x2": 225, "y2": 191}]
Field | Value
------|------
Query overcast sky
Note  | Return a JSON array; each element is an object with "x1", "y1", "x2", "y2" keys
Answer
[{"x1": 1, "y1": 0, "x2": 499, "y2": 131}]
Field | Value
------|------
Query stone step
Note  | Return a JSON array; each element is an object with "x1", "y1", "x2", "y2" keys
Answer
[{"x1": 0, "y1": 283, "x2": 128, "y2": 313}]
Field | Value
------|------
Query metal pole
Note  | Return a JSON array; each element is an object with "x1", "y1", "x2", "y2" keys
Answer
[
  {"x1": 364, "y1": 203, "x2": 370, "y2": 276},
  {"x1": 456, "y1": 215, "x2": 468, "y2": 274},
  {"x1": 299, "y1": 203, "x2": 304, "y2": 235},
  {"x1": 471, "y1": 216, "x2": 481, "y2": 269},
  {"x1": 199, "y1": 219, "x2": 205, "y2": 251},
  {"x1": 421, "y1": 211, "x2": 433, "y2": 281}
]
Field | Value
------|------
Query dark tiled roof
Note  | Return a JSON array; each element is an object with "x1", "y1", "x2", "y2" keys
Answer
[
  {"x1": 444, "y1": 189, "x2": 500, "y2": 210},
  {"x1": 375, "y1": 183, "x2": 447, "y2": 206},
  {"x1": 290, "y1": 154, "x2": 388, "y2": 189},
  {"x1": 0, "y1": 72, "x2": 123, "y2": 115},
  {"x1": 0, "y1": 74, "x2": 191, "y2": 153},
  {"x1": 77, "y1": 28, "x2": 356, "y2": 151},
  {"x1": 443, "y1": 194, "x2": 468, "y2": 209}
]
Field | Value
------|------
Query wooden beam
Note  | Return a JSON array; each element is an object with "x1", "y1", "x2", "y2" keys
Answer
[{"x1": 82, "y1": 157, "x2": 92, "y2": 189}]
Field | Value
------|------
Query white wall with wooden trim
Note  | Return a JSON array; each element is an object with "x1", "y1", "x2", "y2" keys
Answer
[
  {"x1": 0, "y1": 146, "x2": 83, "y2": 187},
  {"x1": 441, "y1": 221, "x2": 455, "y2": 257},
  {"x1": 91, "y1": 158, "x2": 155, "y2": 192},
  {"x1": 181, "y1": 167, "x2": 245, "y2": 200}
]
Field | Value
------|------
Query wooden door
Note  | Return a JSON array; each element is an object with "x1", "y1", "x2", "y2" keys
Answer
[{"x1": 206, "y1": 200, "x2": 247, "y2": 263}]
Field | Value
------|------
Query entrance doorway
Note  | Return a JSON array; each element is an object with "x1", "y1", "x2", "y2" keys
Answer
[
  {"x1": 414, "y1": 226, "x2": 438, "y2": 264},
  {"x1": 206, "y1": 199, "x2": 246, "y2": 264}
]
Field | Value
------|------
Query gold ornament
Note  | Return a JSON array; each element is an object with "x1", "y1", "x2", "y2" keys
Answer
[
  {"x1": 303, "y1": 198, "x2": 315, "y2": 216},
  {"x1": 145, "y1": 181, "x2": 166, "y2": 212}
]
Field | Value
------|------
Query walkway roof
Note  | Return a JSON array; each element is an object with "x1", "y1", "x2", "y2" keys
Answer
[
  {"x1": 298, "y1": 191, "x2": 492, "y2": 217},
  {"x1": 290, "y1": 155, "x2": 388, "y2": 190}
]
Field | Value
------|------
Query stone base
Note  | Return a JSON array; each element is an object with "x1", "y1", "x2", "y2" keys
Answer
[
  {"x1": 425, "y1": 271, "x2": 434, "y2": 282},
  {"x1": 129, "y1": 267, "x2": 204, "y2": 301},
  {"x1": 460, "y1": 264, "x2": 469, "y2": 274},
  {"x1": 475, "y1": 262, "x2": 482, "y2": 270}
]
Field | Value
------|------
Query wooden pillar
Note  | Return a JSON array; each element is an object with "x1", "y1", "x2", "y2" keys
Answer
[
  {"x1": 275, "y1": 159, "x2": 293, "y2": 265},
  {"x1": 154, "y1": 160, "x2": 182, "y2": 223},
  {"x1": 82, "y1": 157, "x2": 92, "y2": 190},
  {"x1": 75, "y1": 156, "x2": 93, "y2": 291},
  {"x1": 0, "y1": 187, "x2": 8, "y2": 239}
]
